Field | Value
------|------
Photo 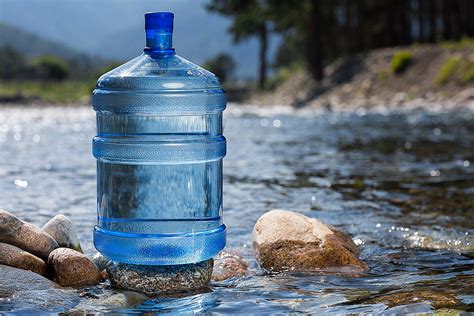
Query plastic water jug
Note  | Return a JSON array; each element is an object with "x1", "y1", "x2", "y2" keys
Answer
[{"x1": 92, "y1": 12, "x2": 226, "y2": 265}]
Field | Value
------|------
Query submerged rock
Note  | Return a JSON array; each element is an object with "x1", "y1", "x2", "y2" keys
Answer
[
  {"x1": 98, "y1": 291, "x2": 149, "y2": 308},
  {"x1": 0, "y1": 209, "x2": 59, "y2": 259},
  {"x1": 367, "y1": 290, "x2": 459, "y2": 309},
  {"x1": 0, "y1": 242, "x2": 46, "y2": 275},
  {"x1": 48, "y1": 248, "x2": 102, "y2": 287},
  {"x1": 0, "y1": 264, "x2": 80, "y2": 313},
  {"x1": 212, "y1": 251, "x2": 249, "y2": 281},
  {"x1": 42, "y1": 214, "x2": 82, "y2": 253},
  {"x1": 106, "y1": 259, "x2": 213, "y2": 295},
  {"x1": 252, "y1": 210, "x2": 367, "y2": 272}
]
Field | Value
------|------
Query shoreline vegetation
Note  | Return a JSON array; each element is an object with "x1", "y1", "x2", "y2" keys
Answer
[{"x1": 1, "y1": 41, "x2": 474, "y2": 111}]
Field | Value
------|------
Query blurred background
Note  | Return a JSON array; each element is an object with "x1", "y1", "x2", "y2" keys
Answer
[{"x1": 0, "y1": 0, "x2": 473, "y2": 107}]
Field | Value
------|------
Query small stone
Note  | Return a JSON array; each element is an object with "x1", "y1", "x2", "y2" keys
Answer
[
  {"x1": 48, "y1": 248, "x2": 102, "y2": 287},
  {"x1": 212, "y1": 251, "x2": 248, "y2": 281},
  {"x1": 42, "y1": 214, "x2": 82, "y2": 253},
  {"x1": 0, "y1": 242, "x2": 47, "y2": 275},
  {"x1": 98, "y1": 291, "x2": 149, "y2": 308},
  {"x1": 106, "y1": 259, "x2": 213, "y2": 295},
  {"x1": 252, "y1": 210, "x2": 367, "y2": 272},
  {"x1": 0, "y1": 209, "x2": 59, "y2": 259},
  {"x1": 91, "y1": 252, "x2": 110, "y2": 271}
]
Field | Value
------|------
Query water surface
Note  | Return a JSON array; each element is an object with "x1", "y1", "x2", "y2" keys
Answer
[{"x1": 0, "y1": 104, "x2": 472, "y2": 313}]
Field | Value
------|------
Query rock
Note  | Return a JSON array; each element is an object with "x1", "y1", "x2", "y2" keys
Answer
[
  {"x1": 98, "y1": 291, "x2": 149, "y2": 308},
  {"x1": 106, "y1": 259, "x2": 213, "y2": 295},
  {"x1": 252, "y1": 210, "x2": 367, "y2": 272},
  {"x1": 367, "y1": 290, "x2": 459, "y2": 309},
  {"x1": 0, "y1": 242, "x2": 47, "y2": 275},
  {"x1": 48, "y1": 248, "x2": 102, "y2": 287},
  {"x1": 91, "y1": 252, "x2": 110, "y2": 271},
  {"x1": 42, "y1": 214, "x2": 82, "y2": 253},
  {"x1": 212, "y1": 251, "x2": 248, "y2": 281},
  {"x1": 0, "y1": 264, "x2": 80, "y2": 313},
  {"x1": 0, "y1": 209, "x2": 59, "y2": 259}
]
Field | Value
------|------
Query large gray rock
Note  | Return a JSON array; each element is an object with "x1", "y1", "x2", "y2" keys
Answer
[
  {"x1": 0, "y1": 209, "x2": 59, "y2": 259},
  {"x1": 0, "y1": 264, "x2": 80, "y2": 313},
  {"x1": 253, "y1": 210, "x2": 367, "y2": 272},
  {"x1": 0, "y1": 242, "x2": 46, "y2": 275},
  {"x1": 107, "y1": 259, "x2": 213, "y2": 295},
  {"x1": 42, "y1": 214, "x2": 82, "y2": 253},
  {"x1": 48, "y1": 248, "x2": 102, "y2": 287}
]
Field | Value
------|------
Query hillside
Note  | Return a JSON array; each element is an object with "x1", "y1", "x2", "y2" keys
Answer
[
  {"x1": 251, "y1": 43, "x2": 474, "y2": 111},
  {"x1": 0, "y1": 23, "x2": 90, "y2": 60}
]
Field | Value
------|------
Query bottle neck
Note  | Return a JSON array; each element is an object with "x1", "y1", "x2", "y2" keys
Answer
[{"x1": 145, "y1": 30, "x2": 175, "y2": 54}]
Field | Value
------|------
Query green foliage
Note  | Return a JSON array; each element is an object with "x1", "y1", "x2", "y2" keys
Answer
[
  {"x1": 441, "y1": 37, "x2": 474, "y2": 50},
  {"x1": 390, "y1": 51, "x2": 412, "y2": 74},
  {"x1": 0, "y1": 46, "x2": 28, "y2": 79},
  {"x1": 460, "y1": 61, "x2": 474, "y2": 83},
  {"x1": 266, "y1": 63, "x2": 300, "y2": 90},
  {"x1": 203, "y1": 53, "x2": 236, "y2": 83},
  {"x1": 207, "y1": 1, "x2": 269, "y2": 43},
  {"x1": 436, "y1": 56, "x2": 461, "y2": 84},
  {"x1": 0, "y1": 80, "x2": 93, "y2": 103},
  {"x1": 31, "y1": 55, "x2": 69, "y2": 81}
]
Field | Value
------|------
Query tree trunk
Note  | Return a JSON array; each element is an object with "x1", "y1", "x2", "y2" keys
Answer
[
  {"x1": 428, "y1": 0, "x2": 437, "y2": 42},
  {"x1": 418, "y1": 0, "x2": 424, "y2": 42},
  {"x1": 306, "y1": 0, "x2": 324, "y2": 81},
  {"x1": 258, "y1": 22, "x2": 267, "y2": 90}
]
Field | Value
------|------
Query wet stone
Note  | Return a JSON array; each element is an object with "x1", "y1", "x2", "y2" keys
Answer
[
  {"x1": 0, "y1": 209, "x2": 59, "y2": 259},
  {"x1": 91, "y1": 252, "x2": 110, "y2": 272},
  {"x1": 253, "y1": 209, "x2": 367, "y2": 272},
  {"x1": 212, "y1": 251, "x2": 249, "y2": 281},
  {"x1": 106, "y1": 259, "x2": 213, "y2": 295},
  {"x1": 0, "y1": 242, "x2": 47, "y2": 276},
  {"x1": 367, "y1": 290, "x2": 459, "y2": 309},
  {"x1": 42, "y1": 214, "x2": 82, "y2": 253},
  {"x1": 48, "y1": 248, "x2": 102, "y2": 287},
  {"x1": 0, "y1": 264, "x2": 80, "y2": 313}
]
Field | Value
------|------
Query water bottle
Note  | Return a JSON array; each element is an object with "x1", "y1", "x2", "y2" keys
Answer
[{"x1": 92, "y1": 12, "x2": 226, "y2": 265}]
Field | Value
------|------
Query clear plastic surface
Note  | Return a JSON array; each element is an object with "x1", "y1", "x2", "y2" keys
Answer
[{"x1": 92, "y1": 12, "x2": 226, "y2": 265}]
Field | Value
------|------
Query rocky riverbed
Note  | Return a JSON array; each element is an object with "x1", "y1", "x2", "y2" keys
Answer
[
  {"x1": 0, "y1": 105, "x2": 472, "y2": 313},
  {"x1": 0, "y1": 208, "x2": 366, "y2": 311}
]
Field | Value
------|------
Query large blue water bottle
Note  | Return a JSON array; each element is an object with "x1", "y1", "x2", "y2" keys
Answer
[{"x1": 92, "y1": 12, "x2": 226, "y2": 265}]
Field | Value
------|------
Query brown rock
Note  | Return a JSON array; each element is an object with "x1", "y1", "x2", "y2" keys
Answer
[
  {"x1": 212, "y1": 251, "x2": 248, "y2": 281},
  {"x1": 367, "y1": 290, "x2": 459, "y2": 309},
  {"x1": 0, "y1": 242, "x2": 46, "y2": 275},
  {"x1": 0, "y1": 209, "x2": 58, "y2": 259},
  {"x1": 252, "y1": 210, "x2": 367, "y2": 272},
  {"x1": 48, "y1": 248, "x2": 102, "y2": 287},
  {"x1": 42, "y1": 214, "x2": 82, "y2": 252}
]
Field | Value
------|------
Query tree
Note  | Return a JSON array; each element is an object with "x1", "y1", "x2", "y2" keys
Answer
[
  {"x1": 203, "y1": 53, "x2": 236, "y2": 83},
  {"x1": 0, "y1": 46, "x2": 28, "y2": 80},
  {"x1": 31, "y1": 55, "x2": 69, "y2": 81},
  {"x1": 207, "y1": 0, "x2": 269, "y2": 89}
]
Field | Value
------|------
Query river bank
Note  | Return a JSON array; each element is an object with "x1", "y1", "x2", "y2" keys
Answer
[{"x1": 250, "y1": 43, "x2": 474, "y2": 112}]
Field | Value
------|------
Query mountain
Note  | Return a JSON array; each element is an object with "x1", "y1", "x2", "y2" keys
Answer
[
  {"x1": 0, "y1": 23, "x2": 91, "y2": 60},
  {"x1": 0, "y1": 0, "x2": 279, "y2": 79}
]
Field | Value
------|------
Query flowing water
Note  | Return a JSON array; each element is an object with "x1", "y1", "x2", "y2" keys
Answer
[{"x1": 0, "y1": 104, "x2": 473, "y2": 314}]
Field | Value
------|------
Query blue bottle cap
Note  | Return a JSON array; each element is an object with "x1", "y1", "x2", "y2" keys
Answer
[{"x1": 145, "y1": 12, "x2": 174, "y2": 32}]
